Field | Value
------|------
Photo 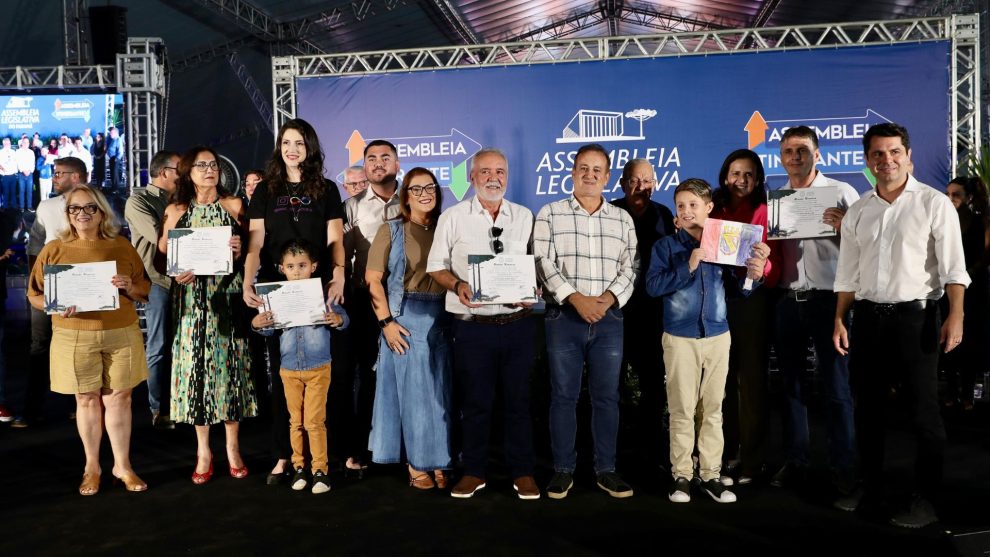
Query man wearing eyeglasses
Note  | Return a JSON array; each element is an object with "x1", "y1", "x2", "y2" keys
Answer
[
  {"x1": 342, "y1": 166, "x2": 370, "y2": 198},
  {"x1": 534, "y1": 143, "x2": 638, "y2": 500},
  {"x1": 124, "y1": 150, "x2": 179, "y2": 429},
  {"x1": 14, "y1": 157, "x2": 86, "y2": 428},
  {"x1": 611, "y1": 158, "x2": 675, "y2": 475},
  {"x1": 426, "y1": 148, "x2": 540, "y2": 500},
  {"x1": 335, "y1": 141, "x2": 402, "y2": 473}
]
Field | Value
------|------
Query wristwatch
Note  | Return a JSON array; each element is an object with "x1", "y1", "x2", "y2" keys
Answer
[{"x1": 378, "y1": 316, "x2": 395, "y2": 328}]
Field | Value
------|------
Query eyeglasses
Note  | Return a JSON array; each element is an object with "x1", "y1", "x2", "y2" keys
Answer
[
  {"x1": 52, "y1": 171, "x2": 78, "y2": 178},
  {"x1": 345, "y1": 180, "x2": 369, "y2": 188},
  {"x1": 192, "y1": 161, "x2": 220, "y2": 172},
  {"x1": 408, "y1": 184, "x2": 437, "y2": 197},
  {"x1": 67, "y1": 204, "x2": 99, "y2": 215},
  {"x1": 627, "y1": 178, "x2": 656, "y2": 188},
  {"x1": 490, "y1": 226, "x2": 503, "y2": 255},
  {"x1": 163, "y1": 166, "x2": 178, "y2": 173}
]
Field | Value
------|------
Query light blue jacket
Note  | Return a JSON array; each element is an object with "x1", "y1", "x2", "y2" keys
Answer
[{"x1": 256, "y1": 300, "x2": 349, "y2": 371}]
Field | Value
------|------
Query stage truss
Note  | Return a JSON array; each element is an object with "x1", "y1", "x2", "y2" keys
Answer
[
  {"x1": 0, "y1": 38, "x2": 166, "y2": 193},
  {"x1": 272, "y1": 14, "x2": 982, "y2": 174}
]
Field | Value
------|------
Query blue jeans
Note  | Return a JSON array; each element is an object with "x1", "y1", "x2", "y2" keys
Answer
[
  {"x1": 144, "y1": 284, "x2": 171, "y2": 414},
  {"x1": 369, "y1": 294, "x2": 452, "y2": 470},
  {"x1": 0, "y1": 175, "x2": 15, "y2": 209},
  {"x1": 545, "y1": 304, "x2": 624, "y2": 474},
  {"x1": 16, "y1": 173, "x2": 31, "y2": 210},
  {"x1": 775, "y1": 291, "x2": 856, "y2": 474}
]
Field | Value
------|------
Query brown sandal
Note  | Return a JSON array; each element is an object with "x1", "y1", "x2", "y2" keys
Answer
[
  {"x1": 113, "y1": 472, "x2": 148, "y2": 492},
  {"x1": 434, "y1": 470, "x2": 448, "y2": 489},
  {"x1": 79, "y1": 473, "x2": 100, "y2": 496},
  {"x1": 409, "y1": 470, "x2": 435, "y2": 490}
]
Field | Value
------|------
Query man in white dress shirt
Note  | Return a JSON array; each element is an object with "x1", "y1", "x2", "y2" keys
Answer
[
  {"x1": 833, "y1": 123, "x2": 970, "y2": 528},
  {"x1": 770, "y1": 126, "x2": 859, "y2": 502}
]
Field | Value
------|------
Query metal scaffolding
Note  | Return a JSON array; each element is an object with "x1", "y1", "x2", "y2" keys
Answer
[
  {"x1": 270, "y1": 15, "x2": 981, "y2": 172},
  {"x1": 117, "y1": 37, "x2": 167, "y2": 192}
]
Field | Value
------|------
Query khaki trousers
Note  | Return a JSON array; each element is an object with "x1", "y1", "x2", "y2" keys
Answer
[
  {"x1": 280, "y1": 364, "x2": 332, "y2": 474},
  {"x1": 662, "y1": 332, "x2": 731, "y2": 482}
]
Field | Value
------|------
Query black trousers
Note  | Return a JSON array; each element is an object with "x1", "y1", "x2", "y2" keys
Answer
[
  {"x1": 328, "y1": 286, "x2": 377, "y2": 462},
  {"x1": 621, "y1": 294, "x2": 667, "y2": 467},
  {"x1": 850, "y1": 300, "x2": 945, "y2": 498},
  {"x1": 453, "y1": 316, "x2": 536, "y2": 479},
  {"x1": 722, "y1": 288, "x2": 771, "y2": 474}
]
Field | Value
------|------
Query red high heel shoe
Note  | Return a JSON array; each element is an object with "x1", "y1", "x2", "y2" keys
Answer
[
  {"x1": 192, "y1": 457, "x2": 213, "y2": 485},
  {"x1": 229, "y1": 463, "x2": 249, "y2": 479}
]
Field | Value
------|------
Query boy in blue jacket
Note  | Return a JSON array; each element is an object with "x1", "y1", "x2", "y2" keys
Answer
[
  {"x1": 252, "y1": 239, "x2": 349, "y2": 494},
  {"x1": 645, "y1": 178, "x2": 769, "y2": 504}
]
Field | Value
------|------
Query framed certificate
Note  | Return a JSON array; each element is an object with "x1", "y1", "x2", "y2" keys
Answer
[
  {"x1": 44, "y1": 260, "x2": 119, "y2": 314},
  {"x1": 166, "y1": 226, "x2": 233, "y2": 276},
  {"x1": 767, "y1": 186, "x2": 839, "y2": 240},
  {"x1": 255, "y1": 277, "x2": 327, "y2": 329},
  {"x1": 701, "y1": 219, "x2": 764, "y2": 267},
  {"x1": 466, "y1": 253, "x2": 538, "y2": 305}
]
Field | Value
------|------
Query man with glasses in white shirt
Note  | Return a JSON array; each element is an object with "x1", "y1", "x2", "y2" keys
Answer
[
  {"x1": 833, "y1": 123, "x2": 969, "y2": 528},
  {"x1": 427, "y1": 148, "x2": 540, "y2": 500}
]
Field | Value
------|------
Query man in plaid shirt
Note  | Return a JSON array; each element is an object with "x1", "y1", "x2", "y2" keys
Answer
[{"x1": 534, "y1": 143, "x2": 639, "y2": 499}]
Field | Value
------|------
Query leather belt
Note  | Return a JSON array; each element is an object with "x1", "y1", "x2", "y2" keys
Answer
[
  {"x1": 785, "y1": 289, "x2": 832, "y2": 302},
  {"x1": 855, "y1": 299, "x2": 931, "y2": 316},
  {"x1": 452, "y1": 309, "x2": 532, "y2": 325}
]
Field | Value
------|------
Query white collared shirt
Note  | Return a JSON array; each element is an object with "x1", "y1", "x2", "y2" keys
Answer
[
  {"x1": 27, "y1": 196, "x2": 68, "y2": 256},
  {"x1": 776, "y1": 171, "x2": 861, "y2": 291},
  {"x1": 0, "y1": 147, "x2": 15, "y2": 176},
  {"x1": 15, "y1": 147, "x2": 35, "y2": 174},
  {"x1": 426, "y1": 195, "x2": 534, "y2": 316},
  {"x1": 834, "y1": 175, "x2": 971, "y2": 302},
  {"x1": 344, "y1": 185, "x2": 401, "y2": 287}
]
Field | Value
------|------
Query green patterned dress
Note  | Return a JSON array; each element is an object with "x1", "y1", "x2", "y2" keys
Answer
[{"x1": 170, "y1": 200, "x2": 258, "y2": 425}]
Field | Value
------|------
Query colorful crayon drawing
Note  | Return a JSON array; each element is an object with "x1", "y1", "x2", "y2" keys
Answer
[{"x1": 701, "y1": 218, "x2": 764, "y2": 267}]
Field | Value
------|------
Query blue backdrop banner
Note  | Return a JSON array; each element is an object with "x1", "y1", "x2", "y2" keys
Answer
[
  {"x1": 298, "y1": 41, "x2": 951, "y2": 211},
  {"x1": 0, "y1": 94, "x2": 114, "y2": 139}
]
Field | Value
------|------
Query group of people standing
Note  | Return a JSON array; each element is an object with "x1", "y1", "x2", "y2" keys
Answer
[
  {"x1": 0, "y1": 128, "x2": 124, "y2": 211},
  {"x1": 23, "y1": 118, "x2": 979, "y2": 530}
]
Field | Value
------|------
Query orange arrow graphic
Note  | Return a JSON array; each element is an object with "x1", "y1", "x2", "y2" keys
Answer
[
  {"x1": 346, "y1": 130, "x2": 366, "y2": 165},
  {"x1": 744, "y1": 111, "x2": 768, "y2": 149}
]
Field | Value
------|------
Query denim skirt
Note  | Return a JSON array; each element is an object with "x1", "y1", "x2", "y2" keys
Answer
[{"x1": 368, "y1": 292, "x2": 452, "y2": 469}]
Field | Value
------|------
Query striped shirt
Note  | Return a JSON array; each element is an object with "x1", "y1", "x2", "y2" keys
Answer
[{"x1": 534, "y1": 196, "x2": 638, "y2": 306}]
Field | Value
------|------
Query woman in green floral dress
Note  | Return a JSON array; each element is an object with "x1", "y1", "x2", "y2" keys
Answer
[{"x1": 159, "y1": 146, "x2": 257, "y2": 484}]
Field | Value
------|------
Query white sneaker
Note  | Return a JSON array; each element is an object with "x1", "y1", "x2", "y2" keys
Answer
[
  {"x1": 668, "y1": 477, "x2": 691, "y2": 503},
  {"x1": 311, "y1": 471, "x2": 331, "y2": 494}
]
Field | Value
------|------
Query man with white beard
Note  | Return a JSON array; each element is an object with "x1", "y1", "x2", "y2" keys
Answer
[{"x1": 427, "y1": 148, "x2": 540, "y2": 500}]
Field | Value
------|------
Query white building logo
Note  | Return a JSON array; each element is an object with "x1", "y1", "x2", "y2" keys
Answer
[{"x1": 556, "y1": 108, "x2": 658, "y2": 144}]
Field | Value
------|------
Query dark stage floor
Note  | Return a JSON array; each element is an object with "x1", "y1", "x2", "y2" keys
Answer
[{"x1": 2, "y1": 305, "x2": 990, "y2": 556}]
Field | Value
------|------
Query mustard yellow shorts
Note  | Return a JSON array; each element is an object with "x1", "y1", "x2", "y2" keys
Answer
[{"x1": 50, "y1": 322, "x2": 149, "y2": 394}]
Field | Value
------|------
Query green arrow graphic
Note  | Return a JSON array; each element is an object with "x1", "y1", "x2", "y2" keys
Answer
[
  {"x1": 862, "y1": 167, "x2": 876, "y2": 187},
  {"x1": 449, "y1": 161, "x2": 471, "y2": 201}
]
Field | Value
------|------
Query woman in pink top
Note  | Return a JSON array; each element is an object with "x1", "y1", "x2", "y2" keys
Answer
[{"x1": 711, "y1": 149, "x2": 776, "y2": 485}]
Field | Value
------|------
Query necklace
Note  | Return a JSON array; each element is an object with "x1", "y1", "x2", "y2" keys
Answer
[
  {"x1": 410, "y1": 217, "x2": 429, "y2": 230},
  {"x1": 287, "y1": 182, "x2": 305, "y2": 222}
]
